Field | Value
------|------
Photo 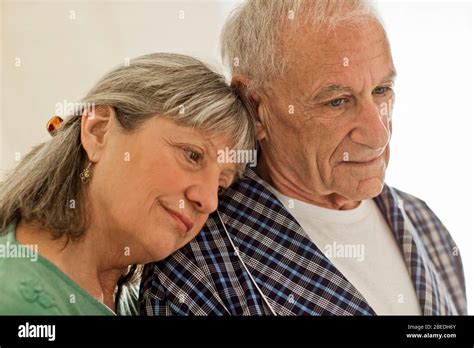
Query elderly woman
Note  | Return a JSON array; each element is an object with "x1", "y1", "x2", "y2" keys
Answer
[{"x1": 0, "y1": 53, "x2": 255, "y2": 315}]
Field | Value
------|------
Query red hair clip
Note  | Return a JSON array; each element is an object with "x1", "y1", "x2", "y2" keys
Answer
[{"x1": 46, "y1": 116, "x2": 64, "y2": 135}]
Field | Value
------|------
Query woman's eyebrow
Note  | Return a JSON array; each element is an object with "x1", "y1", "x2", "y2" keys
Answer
[{"x1": 169, "y1": 129, "x2": 211, "y2": 151}]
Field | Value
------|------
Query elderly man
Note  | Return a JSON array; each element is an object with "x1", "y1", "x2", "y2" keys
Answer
[{"x1": 140, "y1": 0, "x2": 467, "y2": 315}]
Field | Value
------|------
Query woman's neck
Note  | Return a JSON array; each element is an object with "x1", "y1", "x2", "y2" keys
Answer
[{"x1": 15, "y1": 220, "x2": 127, "y2": 311}]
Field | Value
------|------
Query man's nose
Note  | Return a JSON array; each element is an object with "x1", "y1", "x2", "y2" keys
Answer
[
  {"x1": 350, "y1": 99, "x2": 391, "y2": 150},
  {"x1": 185, "y1": 177, "x2": 219, "y2": 215}
]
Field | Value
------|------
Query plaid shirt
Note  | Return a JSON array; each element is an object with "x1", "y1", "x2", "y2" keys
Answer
[{"x1": 140, "y1": 168, "x2": 467, "y2": 315}]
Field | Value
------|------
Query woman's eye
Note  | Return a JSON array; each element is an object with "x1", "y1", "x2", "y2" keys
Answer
[
  {"x1": 327, "y1": 98, "x2": 347, "y2": 108},
  {"x1": 185, "y1": 149, "x2": 202, "y2": 163},
  {"x1": 373, "y1": 86, "x2": 390, "y2": 95}
]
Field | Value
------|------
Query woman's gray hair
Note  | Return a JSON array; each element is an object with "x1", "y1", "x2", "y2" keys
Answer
[
  {"x1": 221, "y1": 0, "x2": 380, "y2": 90},
  {"x1": 0, "y1": 53, "x2": 256, "y2": 241}
]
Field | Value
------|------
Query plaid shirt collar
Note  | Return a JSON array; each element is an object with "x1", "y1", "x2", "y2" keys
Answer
[{"x1": 215, "y1": 168, "x2": 458, "y2": 315}]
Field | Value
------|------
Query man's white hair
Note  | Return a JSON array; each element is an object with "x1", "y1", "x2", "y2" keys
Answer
[{"x1": 221, "y1": 0, "x2": 381, "y2": 89}]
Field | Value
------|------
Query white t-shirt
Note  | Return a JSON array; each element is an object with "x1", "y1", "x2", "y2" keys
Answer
[{"x1": 268, "y1": 186, "x2": 421, "y2": 315}]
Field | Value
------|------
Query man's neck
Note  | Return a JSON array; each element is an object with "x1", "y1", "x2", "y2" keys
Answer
[{"x1": 256, "y1": 153, "x2": 361, "y2": 211}]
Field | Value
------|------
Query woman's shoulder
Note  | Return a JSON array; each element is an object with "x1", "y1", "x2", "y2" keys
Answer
[
  {"x1": 0, "y1": 273, "x2": 64, "y2": 315},
  {"x1": 0, "y1": 223, "x2": 59, "y2": 314},
  {"x1": 0, "y1": 244, "x2": 64, "y2": 315},
  {"x1": 0, "y1": 250, "x2": 114, "y2": 315},
  {"x1": 0, "y1": 223, "x2": 114, "y2": 316}
]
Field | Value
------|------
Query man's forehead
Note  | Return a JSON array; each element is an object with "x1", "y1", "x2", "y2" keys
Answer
[
  {"x1": 280, "y1": 21, "x2": 394, "y2": 90},
  {"x1": 283, "y1": 18, "x2": 391, "y2": 67},
  {"x1": 312, "y1": 48, "x2": 392, "y2": 71}
]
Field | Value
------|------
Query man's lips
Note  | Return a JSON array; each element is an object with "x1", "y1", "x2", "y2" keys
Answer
[
  {"x1": 342, "y1": 154, "x2": 384, "y2": 166},
  {"x1": 162, "y1": 206, "x2": 194, "y2": 235}
]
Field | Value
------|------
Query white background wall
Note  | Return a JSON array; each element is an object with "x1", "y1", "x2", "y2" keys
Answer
[
  {"x1": 0, "y1": 0, "x2": 227, "y2": 182},
  {"x1": 1, "y1": 0, "x2": 473, "y2": 313},
  {"x1": 376, "y1": 0, "x2": 473, "y2": 314}
]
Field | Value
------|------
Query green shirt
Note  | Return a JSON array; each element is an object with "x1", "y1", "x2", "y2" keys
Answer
[{"x1": 0, "y1": 221, "x2": 139, "y2": 315}]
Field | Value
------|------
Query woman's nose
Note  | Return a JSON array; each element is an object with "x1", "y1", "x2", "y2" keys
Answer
[{"x1": 185, "y1": 180, "x2": 219, "y2": 214}]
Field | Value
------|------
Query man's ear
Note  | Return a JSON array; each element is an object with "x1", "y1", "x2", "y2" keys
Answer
[
  {"x1": 80, "y1": 105, "x2": 114, "y2": 163},
  {"x1": 231, "y1": 74, "x2": 268, "y2": 141}
]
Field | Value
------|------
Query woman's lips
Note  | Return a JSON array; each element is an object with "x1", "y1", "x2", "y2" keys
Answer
[{"x1": 163, "y1": 206, "x2": 194, "y2": 236}]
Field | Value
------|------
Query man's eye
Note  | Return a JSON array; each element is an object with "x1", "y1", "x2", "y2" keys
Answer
[
  {"x1": 327, "y1": 98, "x2": 348, "y2": 108},
  {"x1": 373, "y1": 86, "x2": 390, "y2": 95},
  {"x1": 185, "y1": 149, "x2": 202, "y2": 163}
]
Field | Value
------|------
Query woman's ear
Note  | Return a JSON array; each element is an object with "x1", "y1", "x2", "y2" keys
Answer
[
  {"x1": 231, "y1": 74, "x2": 268, "y2": 141},
  {"x1": 80, "y1": 105, "x2": 114, "y2": 163}
]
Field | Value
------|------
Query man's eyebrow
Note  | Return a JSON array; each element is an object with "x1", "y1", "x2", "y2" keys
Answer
[
  {"x1": 312, "y1": 84, "x2": 354, "y2": 102},
  {"x1": 380, "y1": 70, "x2": 397, "y2": 84},
  {"x1": 311, "y1": 70, "x2": 397, "y2": 102}
]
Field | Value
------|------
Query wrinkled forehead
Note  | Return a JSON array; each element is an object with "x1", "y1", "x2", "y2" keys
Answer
[{"x1": 280, "y1": 17, "x2": 393, "y2": 86}]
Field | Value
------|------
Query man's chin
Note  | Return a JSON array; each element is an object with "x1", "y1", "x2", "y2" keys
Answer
[{"x1": 341, "y1": 178, "x2": 385, "y2": 201}]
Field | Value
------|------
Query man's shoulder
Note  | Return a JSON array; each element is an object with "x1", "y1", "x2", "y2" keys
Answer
[
  {"x1": 384, "y1": 185, "x2": 461, "y2": 272},
  {"x1": 384, "y1": 186, "x2": 467, "y2": 314},
  {"x1": 144, "y1": 214, "x2": 231, "y2": 276},
  {"x1": 377, "y1": 184, "x2": 430, "y2": 219},
  {"x1": 387, "y1": 185, "x2": 427, "y2": 208},
  {"x1": 386, "y1": 185, "x2": 443, "y2": 227}
]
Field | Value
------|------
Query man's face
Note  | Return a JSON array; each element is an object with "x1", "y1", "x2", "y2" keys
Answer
[{"x1": 259, "y1": 18, "x2": 395, "y2": 202}]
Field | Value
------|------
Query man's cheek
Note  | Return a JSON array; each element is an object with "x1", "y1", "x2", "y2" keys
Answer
[{"x1": 384, "y1": 146, "x2": 391, "y2": 168}]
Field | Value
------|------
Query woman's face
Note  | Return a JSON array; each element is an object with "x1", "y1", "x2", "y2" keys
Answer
[{"x1": 84, "y1": 113, "x2": 238, "y2": 263}]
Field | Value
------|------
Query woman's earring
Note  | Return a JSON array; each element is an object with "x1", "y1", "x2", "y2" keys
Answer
[{"x1": 80, "y1": 162, "x2": 92, "y2": 184}]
